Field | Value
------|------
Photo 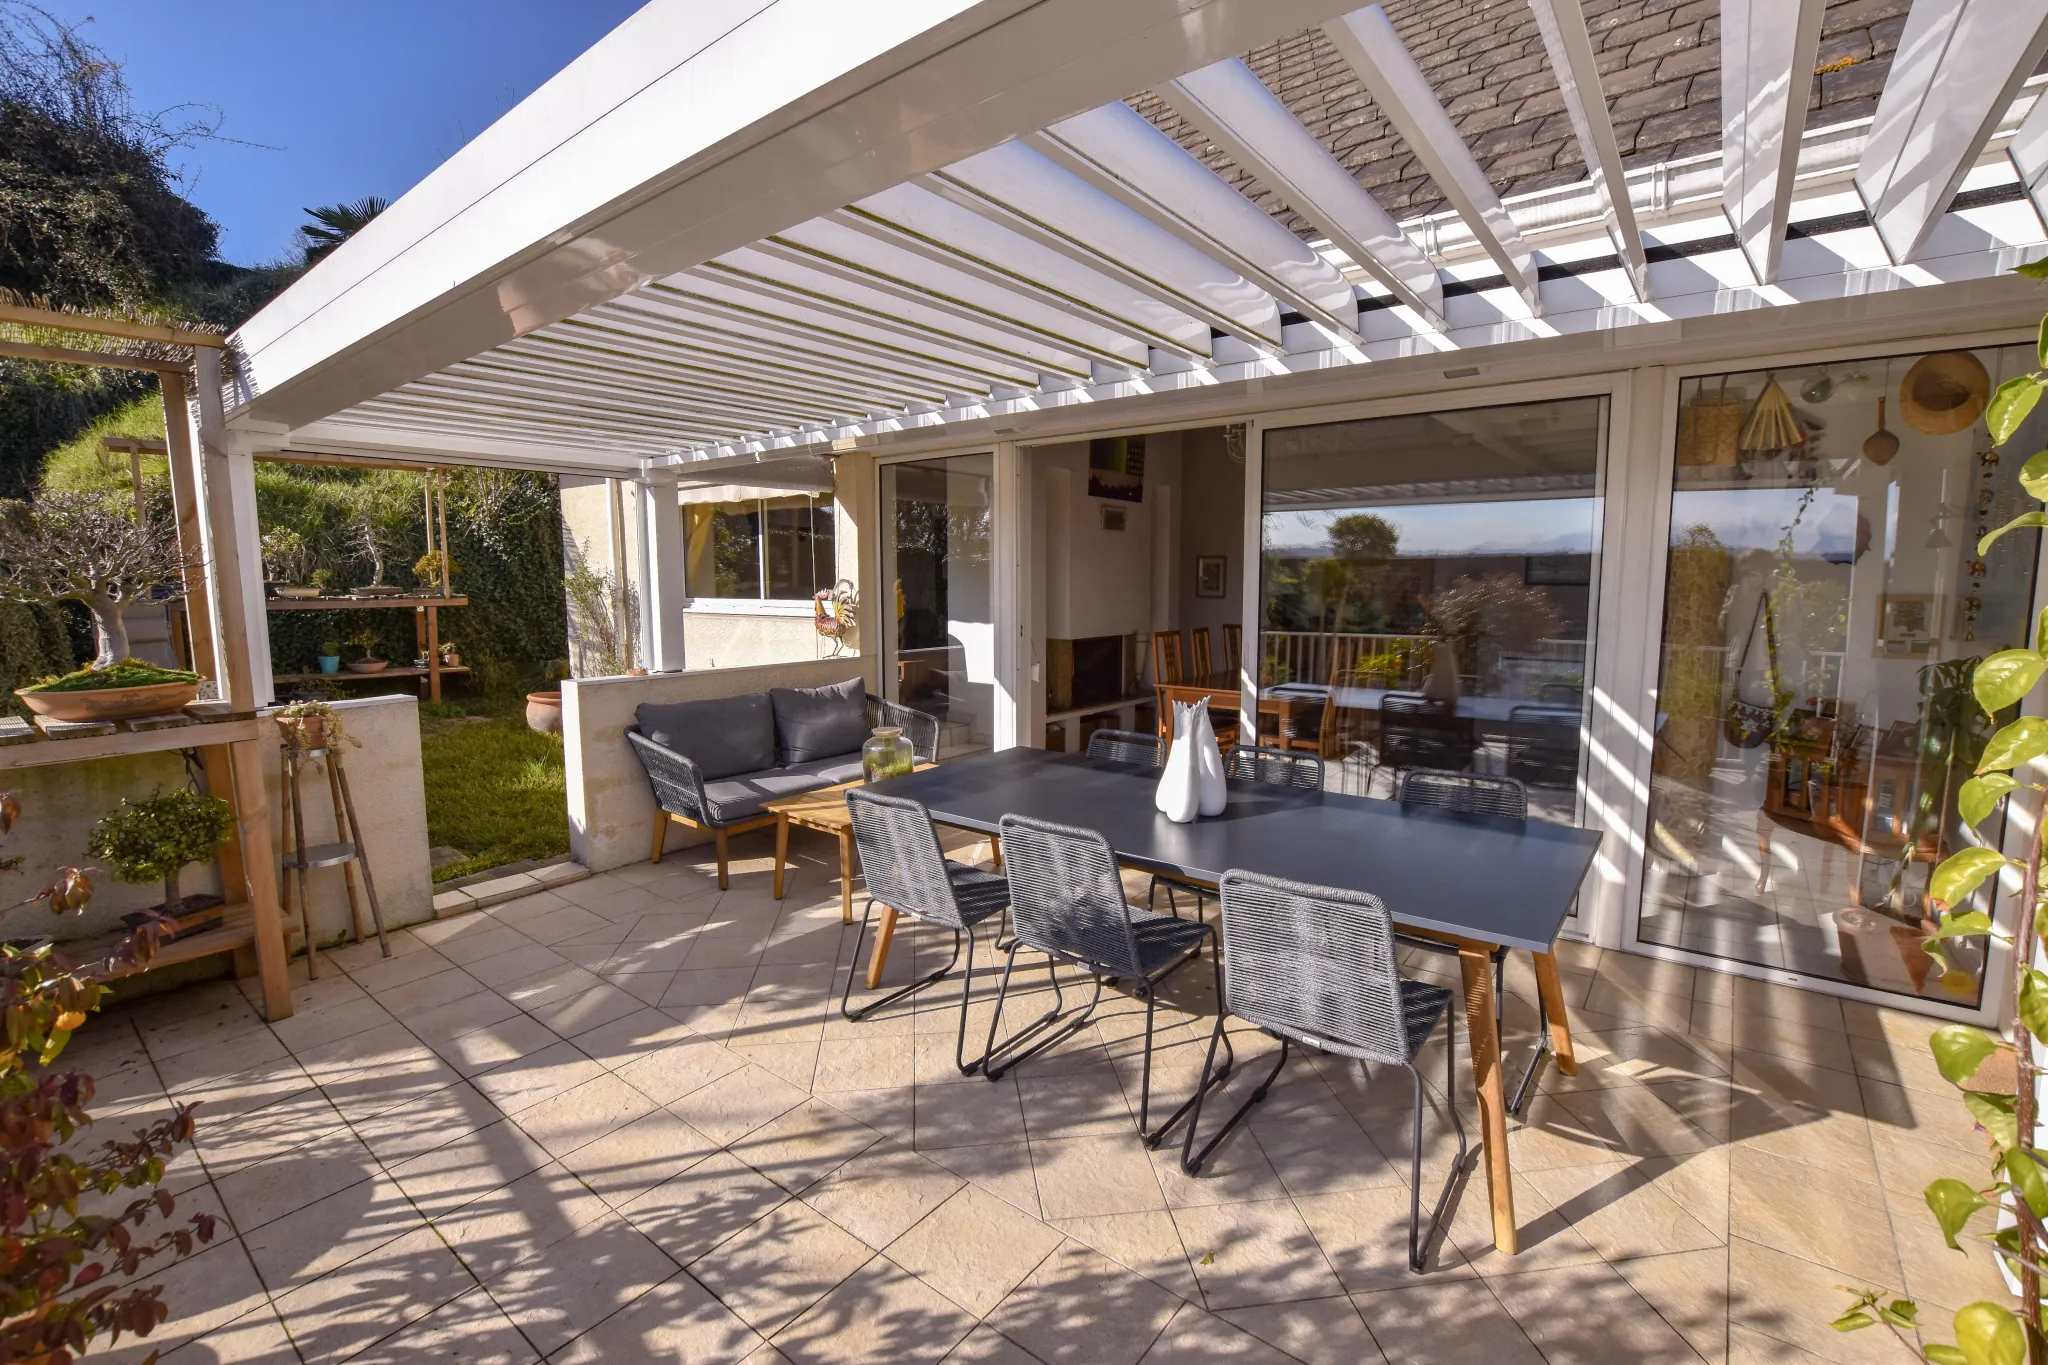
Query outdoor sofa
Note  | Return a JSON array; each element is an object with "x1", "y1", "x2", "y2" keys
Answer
[{"x1": 627, "y1": 676, "x2": 939, "y2": 886}]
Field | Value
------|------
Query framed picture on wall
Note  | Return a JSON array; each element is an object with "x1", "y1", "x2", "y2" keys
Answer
[
  {"x1": 1876, "y1": 593, "x2": 1940, "y2": 656},
  {"x1": 1195, "y1": 555, "x2": 1226, "y2": 598},
  {"x1": 1088, "y1": 435, "x2": 1145, "y2": 502}
]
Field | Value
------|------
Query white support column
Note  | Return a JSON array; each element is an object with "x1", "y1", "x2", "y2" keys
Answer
[
  {"x1": 992, "y1": 441, "x2": 1028, "y2": 750},
  {"x1": 637, "y1": 473, "x2": 688, "y2": 672},
  {"x1": 194, "y1": 348, "x2": 271, "y2": 708}
]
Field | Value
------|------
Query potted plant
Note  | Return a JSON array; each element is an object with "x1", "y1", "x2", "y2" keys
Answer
[
  {"x1": 527, "y1": 658, "x2": 567, "y2": 734},
  {"x1": 14, "y1": 659, "x2": 202, "y2": 724},
  {"x1": 345, "y1": 627, "x2": 388, "y2": 674},
  {"x1": 0, "y1": 491, "x2": 205, "y2": 719},
  {"x1": 274, "y1": 698, "x2": 345, "y2": 752},
  {"x1": 414, "y1": 549, "x2": 456, "y2": 594},
  {"x1": 86, "y1": 788, "x2": 234, "y2": 918},
  {"x1": 310, "y1": 567, "x2": 335, "y2": 597},
  {"x1": 317, "y1": 639, "x2": 342, "y2": 674},
  {"x1": 439, "y1": 641, "x2": 460, "y2": 667},
  {"x1": 263, "y1": 529, "x2": 318, "y2": 599}
]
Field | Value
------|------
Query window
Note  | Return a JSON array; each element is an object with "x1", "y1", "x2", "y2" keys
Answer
[
  {"x1": 1636, "y1": 346, "x2": 2043, "y2": 1006},
  {"x1": 683, "y1": 495, "x2": 835, "y2": 601}
]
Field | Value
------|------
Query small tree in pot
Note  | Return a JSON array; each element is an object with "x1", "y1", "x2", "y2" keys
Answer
[
  {"x1": 86, "y1": 789, "x2": 234, "y2": 916},
  {"x1": 0, "y1": 490, "x2": 194, "y2": 666}
]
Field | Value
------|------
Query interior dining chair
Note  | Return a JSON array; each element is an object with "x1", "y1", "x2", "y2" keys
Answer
[
  {"x1": 1153, "y1": 630, "x2": 1187, "y2": 740},
  {"x1": 1392, "y1": 767, "x2": 1549, "y2": 1115},
  {"x1": 842, "y1": 789, "x2": 1011, "y2": 1074},
  {"x1": 1190, "y1": 627, "x2": 1214, "y2": 677},
  {"x1": 1221, "y1": 624, "x2": 1241, "y2": 677},
  {"x1": 1151, "y1": 746, "x2": 1322, "y2": 922},
  {"x1": 1180, "y1": 869, "x2": 1470, "y2": 1273},
  {"x1": 1087, "y1": 729, "x2": 1164, "y2": 767},
  {"x1": 986, "y1": 813, "x2": 1227, "y2": 1147}
]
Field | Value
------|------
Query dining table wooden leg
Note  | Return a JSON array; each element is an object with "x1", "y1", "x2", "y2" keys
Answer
[
  {"x1": 1459, "y1": 941, "x2": 1517, "y2": 1255},
  {"x1": 1531, "y1": 951, "x2": 1577, "y2": 1075},
  {"x1": 866, "y1": 907, "x2": 899, "y2": 989}
]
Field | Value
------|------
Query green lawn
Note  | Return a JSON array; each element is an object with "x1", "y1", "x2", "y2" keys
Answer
[{"x1": 419, "y1": 709, "x2": 568, "y2": 882}]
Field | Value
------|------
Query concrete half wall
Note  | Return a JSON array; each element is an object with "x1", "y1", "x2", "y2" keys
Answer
[{"x1": 564, "y1": 658, "x2": 870, "y2": 872}]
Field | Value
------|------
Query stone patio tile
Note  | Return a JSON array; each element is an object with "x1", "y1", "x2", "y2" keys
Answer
[
  {"x1": 472, "y1": 1040, "x2": 607, "y2": 1115},
  {"x1": 386, "y1": 1119, "x2": 554, "y2": 1219},
  {"x1": 512, "y1": 1072, "x2": 656, "y2": 1159},
  {"x1": 922, "y1": 1141, "x2": 1044, "y2": 1219},
  {"x1": 800, "y1": 1141, "x2": 963, "y2": 1250},
  {"x1": 773, "y1": 1255, "x2": 977, "y2": 1365},
  {"x1": 135, "y1": 988, "x2": 268, "y2": 1064},
  {"x1": 1727, "y1": 1149, "x2": 1899, "y2": 1288},
  {"x1": 614, "y1": 1033, "x2": 751, "y2": 1107},
  {"x1": 150, "y1": 1305, "x2": 300, "y2": 1365},
  {"x1": 497, "y1": 964, "x2": 608, "y2": 1016},
  {"x1": 271, "y1": 1223, "x2": 476, "y2": 1362},
  {"x1": 412, "y1": 913, "x2": 527, "y2": 957},
  {"x1": 1247, "y1": 1108, "x2": 1402, "y2": 1199},
  {"x1": 490, "y1": 899, "x2": 611, "y2": 946},
  {"x1": 1293, "y1": 1184, "x2": 1473, "y2": 1292},
  {"x1": 90, "y1": 1240, "x2": 270, "y2": 1363},
  {"x1": 405, "y1": 987, "x2": 523, "y2": 1047},
  {"x1": 550, "y1": 1271, "x2": 762, "y2": 1363},
  {"x1": 435, "y1": 1160, "x2": 615, "y2": 1281},
  {"x1": 192, "y1": 1092, "x2": 349, "y2": 1182},
  {"x1": 886, "y1": 1185, "x2": 1064, "y2": 1317},
  {"x1": 688, "y1": 1202, "x2": 874, "y2": 1336},
  {"x1": 464, "y1": 942, "x2": 572, "y2": 987},
  {"x1": 914, "y1": 1075, "x2": 1030, "y2": 1150},
  {"x1": 624, "y1": 1149, "x2": 791, "y2": 1265},
  {"x1": 986, "y1": 1240, "x2": 1184, "y2": 1365},
  {"x1": 1051, "y1": 1210, "x2": 1203, "y2": 1305},
  {"x1": 1728, "y1": 1237, "x2": 1894, "y2": 1363},
  {"x1": 560, "y1": 1106, "x2": 719, "y2": 1210},
  {"x1": 814, "y1": 1084, "x2": 915, "y2": 1149},
  {"x1": 240, "y1": 1174, "x2": 428, "y2": 1292},
  {"x1": 374, "y1": 966, "x2": 491, "y2": 1019},
  {"x1": 349, "y1": 1080, "x2": 506, "y2": 1166},
  {"x1": 731, "y1": 1039, "x2": 821, "y2": 1088},
  {"x1": 660, "y1": 967, "x2": 756, "y2": 1034},
  {"x1": 1016, "y1": 1068, "x2": 1135, "y2": 1141},
  {"x1": 346, "y1": 944, "x2": 461, "y2": 994},
  {"x1": 1217, "y1": 1295, "x2": 1388, "y2": 1365},
  {"x1": 482, "y1": 1214, "x2": 678, "y2": 1356},
  {"x1": 214, "y1": 1123, "x2": 379, "y2": 1231},
  {"x1": 350, "y1": 1285, "x2": 540, "y2": 1364},
  {"x1": 812, "y1": 1035, "x2": 916, "y2": 1092},
  {"x1": 153, "y1": 1025, "x2": 292, "y2": 1094},
  {"x1": 1488, "y1": 1261, "x2": 1704, "y2": 1363},
  {"x1": 1352, "y1": 1278, "x2": 1546, "y2": 1365},
  {"x1": 734, "y1": 1097, "x2": 886, "y2": 1195},
  {"x1": 614, "y1": 970, "x2": 680, "y2": 1006},
  {"x1": 436, "y1": 1012, "x2": 563, "y2": 1078},
  {"x1": 602, "y1": 939, "x2": 694, "y2": 975},
  {"x1": 1612, "y1": 1247, "x2": 1731, "y2": 1365},
  {"x1": 1137, "y1": 1301, "x2": 1301, "y2": 1364},
  {"x1": 1521, "y1": 1159, "x2": 1726, "y2": 1262},
  {"x1": 1893, "y1": 1199, "x2": 2013, "y2": 1317},
  {"x1": 249, "y1": 963, "x2": 370, "y2": 1022},
  {"x1": 1170, "y1": 1197, "x2": 1347, "y2": 1310},
  {"x1": 1030, "y1": 1133, "x2": 1168, "y2": 1221},
  {"x1": 941, "y1": 1324, "x2": 1053, "y2": 1364}
]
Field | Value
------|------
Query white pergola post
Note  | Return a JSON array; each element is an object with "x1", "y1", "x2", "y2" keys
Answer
[
  {"x1": 637, "y1": 473, "x2": 688, "y2": 672},
  {"x1": 193, "y1": 347, "x2": 273, "y2": 708}
]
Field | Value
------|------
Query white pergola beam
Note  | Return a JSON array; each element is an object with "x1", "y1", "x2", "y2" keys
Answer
[
  {"x1": 553, "y1": 312, "x2": 952, "y2": 405},
  {"x1": 427, "y1": 364, "x2": 848, "y2": 431},
  {"x1": 1529, "y1": 0, "x2": 1649, "y2": 300},
  {"x1": 1856, "y1": 0, "x2": 2048, "y2": 265},
  {"x1": 472, "y1": 345, "x2": 899, "y2": 420},
  {"x1": 1029, "y1": 100, "x2": 1363, "y2": 337},
  {"x1": 1322, "y1": 4, "x2": 1540, "y2": 311},
  {"x1": 1718, "y1": 0, "x2": 1825, "y2": 283},
  {"x1": 2009, "y1": 88, "x2": 2048, "y2": 232},
  {"x1": 1161, "y1": 57, "x2": 1444, "y2": 327}
]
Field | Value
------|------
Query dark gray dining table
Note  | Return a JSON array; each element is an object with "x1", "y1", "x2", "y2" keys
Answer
[{"x1": 863, "y1": 745, "x2": 1602, "y2": 1257}]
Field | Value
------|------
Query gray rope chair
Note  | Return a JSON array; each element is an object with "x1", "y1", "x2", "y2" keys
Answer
[
  {"x1": 986, "y1": 814, "x2": 1229, "y2": 1147},
  {"x1": 1152, "y1": 746, "x2": 1323, "y2": 922},
  {"x1": 1086, "y1": 729, "x2": 1164, "y2": 767},
  {"x1": 1394, "y1": 767, "x2": 1548, "y2": 1115},
  {"x1": 842, "y1": 789, "x2": 1010, "y2": 1074},
  {"x1": 1181, "y1": 870, "x2": 1470, "y2": 1273}
]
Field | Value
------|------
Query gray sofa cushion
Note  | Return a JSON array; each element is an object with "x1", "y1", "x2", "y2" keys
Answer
[
  {"x1": 636, "y1": 694, "x2": 775, "y2": 780},
  {"x1": 770, "y1": 677, "x2": 870, "y2": 766},
  {"x1": 699, "y1": 754, "x2": 866, "y2": 823}
]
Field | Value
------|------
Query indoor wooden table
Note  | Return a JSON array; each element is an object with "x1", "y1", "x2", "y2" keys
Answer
[{"x1": 865, "y1": 747, "x2": 1599, "y2": 1256}]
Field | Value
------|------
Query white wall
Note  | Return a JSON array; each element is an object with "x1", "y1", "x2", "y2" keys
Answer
[
  {"x1": 1178, "y1": 426, "x2": 1246, "y2": 647},
  {"x1": 563, "y1": 656, "x2": 872, "y2": 871},
  {"x1": 1035, "y1": 439, "x2": 1161, "y2": 641}
]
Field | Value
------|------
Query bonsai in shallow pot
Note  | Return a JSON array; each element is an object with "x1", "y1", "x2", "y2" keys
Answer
[
  {"x1": 344, "y1": 628, "x2": 388, "y2": 674},
  {"x1": 15, "y1": 659, "x2": 202, "y2": 724},
  {"x1": 86, "y1": 788, "x2": 235, "y2": 920}
]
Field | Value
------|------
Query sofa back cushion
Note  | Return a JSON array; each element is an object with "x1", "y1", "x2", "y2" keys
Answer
[
  {"x1": 770, "y1": 677, "x2": 869, "y2": 765},
  {"x1": 636, "y1": 694, "x2": 775, "y2": 780}
]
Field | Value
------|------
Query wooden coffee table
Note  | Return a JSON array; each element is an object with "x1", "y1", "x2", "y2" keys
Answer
[{"x1": 763, "y1": 766, "x2": 935, "y2": 930}]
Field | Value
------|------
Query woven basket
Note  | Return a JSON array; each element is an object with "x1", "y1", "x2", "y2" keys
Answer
[{"x1": 1677, "y1": 376, "x2": 1744, "y2": 467}]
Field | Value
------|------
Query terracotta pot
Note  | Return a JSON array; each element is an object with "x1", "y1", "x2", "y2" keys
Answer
[
  {"x1": 345, "y1": 658, "x2": 389, "y2": 674},
  {"x1": 14, "y1": 680, "x2": 201, "y2": 723},
  {"x1": 526, "y1": 691, "x2": 563, "y2": 734},
  {"x1": 275, "y1": 715, "x2": 328, "y2": 750}
]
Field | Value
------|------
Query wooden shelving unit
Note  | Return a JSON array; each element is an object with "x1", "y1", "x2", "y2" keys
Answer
[{"x1": 267, "y1": 595, "x2": 468, "y2": 702}]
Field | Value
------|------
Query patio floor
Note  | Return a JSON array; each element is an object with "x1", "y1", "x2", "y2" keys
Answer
[{"x1": 75, "y1": 829, "x2": 2006, "y2": 1364}]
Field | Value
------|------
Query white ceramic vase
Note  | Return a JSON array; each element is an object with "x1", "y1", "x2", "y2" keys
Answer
[
  {"x1": 1189, "y1": 697, "x2": 1227, "y2": 817},
  {"x1": 1155, "y1": 701, "x2": 1200, "y2": 823}
]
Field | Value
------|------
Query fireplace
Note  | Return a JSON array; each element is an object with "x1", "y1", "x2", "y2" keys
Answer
[{"x1": 1047, "y1": 634, "x2": 1132, "y2": 711}]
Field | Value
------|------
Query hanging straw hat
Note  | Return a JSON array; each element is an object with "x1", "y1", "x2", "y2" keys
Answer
[{"x1": 1897, "y1": 351, "x2": 1991, "y2": 435}]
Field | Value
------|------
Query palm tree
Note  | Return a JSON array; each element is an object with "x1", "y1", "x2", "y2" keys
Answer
[{"x1": 297, "y1": 196, "x2": 389, "y2": 265}]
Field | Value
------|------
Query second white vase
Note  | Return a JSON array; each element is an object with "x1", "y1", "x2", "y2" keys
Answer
[
  {"x1": 1156, "y1": 701, "x2": 1200, "y2": 823},
  {"x1": 1189, "y1": 697, "x2": 1227, "y2": 816}
]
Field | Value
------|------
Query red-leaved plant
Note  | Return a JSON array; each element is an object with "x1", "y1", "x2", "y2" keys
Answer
[{"x1": 0, "y1": 788, "x2": 211, "y2": 1363}]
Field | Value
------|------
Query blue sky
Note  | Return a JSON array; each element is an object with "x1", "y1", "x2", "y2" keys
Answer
[{"x1": 46, "y1": 1, "x2": 646, "y2": 266}]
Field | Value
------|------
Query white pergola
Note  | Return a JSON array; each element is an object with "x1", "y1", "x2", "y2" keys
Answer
[{"x1": 225, "y1": 0, "x2": 2048, "y2": 481}]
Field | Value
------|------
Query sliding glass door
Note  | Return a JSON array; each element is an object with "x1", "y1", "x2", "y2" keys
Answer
[
  {"x1": 1258, "y1": 396, "x2": 1607, "y2": 821},
  {"x1": 880, "y1": 454, "x2": 995, "y2": 757}
]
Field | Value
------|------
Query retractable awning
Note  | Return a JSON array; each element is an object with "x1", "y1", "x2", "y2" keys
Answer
[{"x1": 228, "y1": 0, "x2": 2048, "y2": 479}]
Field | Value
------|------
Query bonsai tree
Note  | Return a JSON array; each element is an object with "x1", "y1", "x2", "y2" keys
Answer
[
  {"x1": 348, "y1": 626, "x2": 383, "y2": 662},
  {"x1": 261, "y1": 527, "x2": 308, "y2": 585},
  {"x1": 413, "y1": 548, "x2": 456, "y2": 589},
  {"x1": 86, "y1": 789, "x2": 234, "y2": 915},
  {"x1": 0, "y1": 491, "x2": 193, "y2": 667}
]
